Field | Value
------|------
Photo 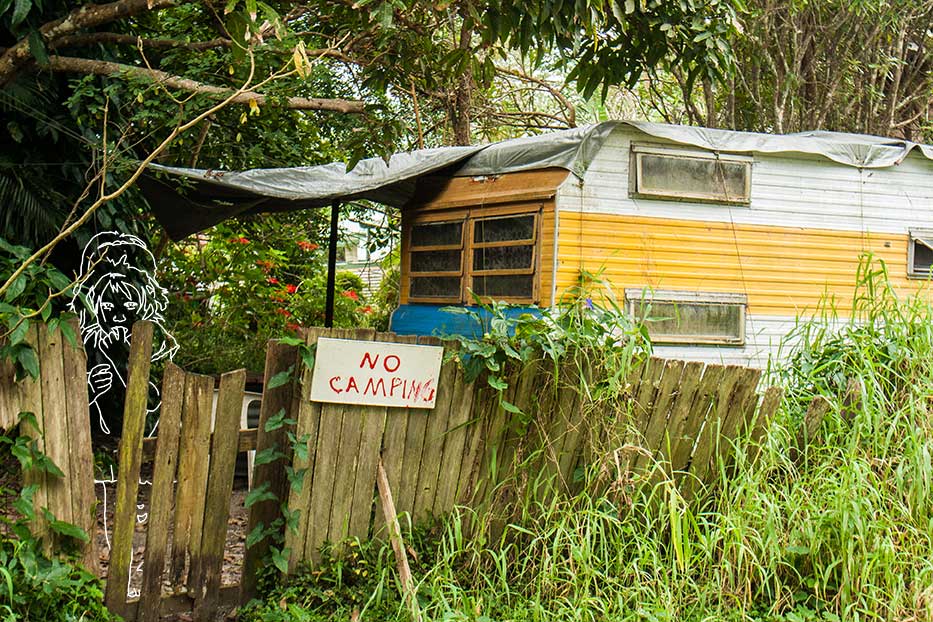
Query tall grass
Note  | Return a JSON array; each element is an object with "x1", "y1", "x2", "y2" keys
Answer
[{"x1": 243, "y1": 258, "x2": 933, "y2": 622}]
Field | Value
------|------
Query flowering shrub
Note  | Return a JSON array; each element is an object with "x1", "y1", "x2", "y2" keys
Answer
[{"x1": 159, "y1": 221, "x2": 371, "y2": 374}]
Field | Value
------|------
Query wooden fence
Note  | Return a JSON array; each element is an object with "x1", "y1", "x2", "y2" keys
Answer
[
  {"x1": 2, "y1": 320, "x2": 786, "y2": 621},
  {"x1": 279, "y1": 328, "x2": 784, "y2": 570},
  {"x1": 0, "y1": 321, "x2": 97, "y2": 570}
]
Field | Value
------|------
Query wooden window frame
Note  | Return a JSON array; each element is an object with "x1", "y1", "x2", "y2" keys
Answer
[
  {"x1": 406, "y1": 218, "x2": 465, "y2": 303},
  {"x1": 907, "y1": 229, "x2": 933, "y2": 279},
  {"x1": 625, "y1": 289, "x2": 747, "y2": 346},
  {"x1": 405, "y1": 204, "x2": 542, "y2": 305},
  {"x1": 629, "y1": 143, "x2": 753, "y2": 206}
]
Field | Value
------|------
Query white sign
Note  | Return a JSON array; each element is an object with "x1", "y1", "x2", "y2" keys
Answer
[{"x1": 309, "y1": 338, "x2": 444, "y2": 408}]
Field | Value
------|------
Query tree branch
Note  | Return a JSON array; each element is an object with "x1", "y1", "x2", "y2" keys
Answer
[
  {"x1": 45, "y1": 55, "x2": 365, "y2": 113},
  {"x1": 0, "y1": 0, "x2": 176, "y2": 87},
  {"x1": 496, "y1": 66, "x2": 576, "y2": 127},
  {"x1": 0, "y1": 51, "x2": 265, "y2": 299},
  {"x1": 51, "y1": 32, "x2": 232, "y2": 51}
]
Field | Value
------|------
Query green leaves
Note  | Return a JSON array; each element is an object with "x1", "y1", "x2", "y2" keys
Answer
[
  {"x1": 266, "y1": 365, "x2": 294, "y2": 390},
  {"x1": 15, "y1": 346, "x2": 38, "y2": 379},
  {"x1": 244, "y1": 482, "x2": 278, "y2": 509},
  {"x1": 263, "y1": 408, "x2": 296, "y2": 432},
  {"x1": 10, "y1": 0, "x2": 31, "y2": 28}
]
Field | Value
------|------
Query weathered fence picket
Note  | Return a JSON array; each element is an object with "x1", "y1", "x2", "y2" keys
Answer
[
  {"x1": 98, "y1": 322, "x2": 252, "y2": 622},
  {"x1": 0, "y1": 321, "x2": 98, "y2": 569}
]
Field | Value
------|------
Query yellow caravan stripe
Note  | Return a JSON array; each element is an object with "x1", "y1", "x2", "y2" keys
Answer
[{"x1": 555, "y1": 212, "x2": 931, "y2": 316}]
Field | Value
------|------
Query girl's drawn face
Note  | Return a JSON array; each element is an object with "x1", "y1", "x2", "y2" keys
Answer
[{"x1": 95, "y1": 278, "x2": 143, "y2": 331}]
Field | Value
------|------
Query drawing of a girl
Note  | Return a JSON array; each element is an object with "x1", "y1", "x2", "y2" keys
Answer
[{"x1": 69, "y1": 232, "x2": 178, "y2": 435}]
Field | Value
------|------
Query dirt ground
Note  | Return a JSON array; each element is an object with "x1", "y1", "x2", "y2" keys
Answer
[{"x1": 93, "y1": 461, "x2": 253, "y2": 620}]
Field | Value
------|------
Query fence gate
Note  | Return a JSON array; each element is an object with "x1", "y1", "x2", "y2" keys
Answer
[{"x1": 103, "y1": 321, "x2": 291, "y2": 621}]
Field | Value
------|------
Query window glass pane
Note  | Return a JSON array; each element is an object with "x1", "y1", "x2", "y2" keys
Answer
[
  {"x1": 411, "y1": 250, "x2": 461, "y2": 273},
  {"x1": 410, "y1": 276, "x2": 460, "y2": 298},
  {"x1": 473, "y1": 245, "x2": 533, "y2": 271},
  {"x1": 632, "y1": 300, "x2": 743, "y2": 343},
  {"x1": 471, "y1": 275, "x2": 534, "y2": 298},
  {"x1": 638, "y1": 153, "x2": 748, "y2": 202},
  {"x1": 411, "y1": 221, "x2": 462, "y2": 247},
  {"x1": 474, "y1": 215, "x2": 535, "y2": 243},
  {"x1": 913, "y1": 239, "x2": 933, "y2": 274}
]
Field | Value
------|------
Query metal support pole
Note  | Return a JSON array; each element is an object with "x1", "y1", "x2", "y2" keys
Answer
[{"x1": 324, "y1": 201, "x2": 339, "y2": 328}]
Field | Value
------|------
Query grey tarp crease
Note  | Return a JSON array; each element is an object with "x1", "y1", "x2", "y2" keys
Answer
[{"x1": 143, "y1": 120, "x2": 933, "y2": 240}]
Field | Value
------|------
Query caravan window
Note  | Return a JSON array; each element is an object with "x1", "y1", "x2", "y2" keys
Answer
[
  {"x1": 407, "y1": 220, "x2": 464, "y2": 302},
  {"x1": 407, "y1": 208, "x2": 539, "y2": 304},
  {"x1": 626, "y1": 289, "x2": 747, "y2": 346},
  {"x1": 908, "y1": 230, "x2": 933, "y2": 278},
  {"x1": 631, "y1": 144, "x2": 752, "y2": 205}
]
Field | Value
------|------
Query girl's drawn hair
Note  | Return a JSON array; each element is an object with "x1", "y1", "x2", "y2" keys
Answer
[{"x1": 70, "y1": 231, "x2": 178, "y2": 360}]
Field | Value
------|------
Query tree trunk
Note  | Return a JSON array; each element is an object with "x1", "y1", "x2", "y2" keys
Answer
[{"x1": 451, "y1": 72, "x2": 472, "y2": 145}]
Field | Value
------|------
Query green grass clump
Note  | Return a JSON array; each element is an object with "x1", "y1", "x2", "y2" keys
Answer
[{"x1": 244, "y1": 259, "x2": 933, "y2": 622}]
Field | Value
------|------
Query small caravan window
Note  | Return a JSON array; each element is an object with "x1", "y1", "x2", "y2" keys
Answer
[
  {"x1": 631, "y1": 144, "x2": 752, "y2": 205},
  {"x1": 626, "y1": 289, "x2": 747, "y2": 346},
  {"x1": 408, "y1": 220, "x2": 464, "y2": 302},
  {"x1": 471, "y1": 214, "x2": 536, "y2": 299},
  {"x1": 908, "y1": 230, "x2": 933, "y2": 278},
  {"x1": 406, "y1": 207, "x2": 540, "y2": 304}
]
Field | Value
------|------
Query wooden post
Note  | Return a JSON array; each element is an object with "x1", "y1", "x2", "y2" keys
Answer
[
  {"x1": 104, "y1": 320, "x2": 154, "y2": 616},
  {"x1": 376, "y1": 458, "x2": 421, "y2": 622},
  {"x1": 241, "y1": 341, "x2": 300, "y2": 601}
]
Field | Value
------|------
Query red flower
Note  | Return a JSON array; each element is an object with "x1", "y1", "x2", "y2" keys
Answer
[
  {"x1": 285, "y1": 284, "x2": 298, "y2": 294},
  {"x1": 270, "y1": 293, "x2": 286, "y2": 302},
  {"x1": 229, "y1": 237, "x2": 250, "y2": 245},
  {"x1": 276, "y1": 308, "x2": 292, "y2": 317},
  {"x1": 286, "y1": 322, "x2": 301, "y2": 332},
  {"x1": 357, "y1": 305, "x2": 373, "y2": 314},
  {"x1": 256, "y1": 259, "x2": 274, "y2": 272},
  {"x1": 297, "y1": 240, "x2": 319, "y2": 251},
  {"x1": 341, "y1": 289, "x2": 359, "y2": 301},
  {"x1": 267, "y1": 277, "x2": 279, "y2": 285}
]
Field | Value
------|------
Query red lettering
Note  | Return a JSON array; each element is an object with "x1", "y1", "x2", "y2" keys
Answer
[
  {"x1": 360, "y1": 352, "x2": 379, "y2": 370},
  {"x1": 422, "y1": 380, "x2": 436, "y2": 403},
  {"x1": 390, "y1": 377, "x2": 403, "y2": 396},
  {"x1": 328, "y1": 376, "x2": 343, "y2": 393},
  {"x1": 408, "y1": 380, "x2": 423, "y2": 401},
  {"x1": 383, "y1": 354, "x2": 401, "y2": 373},
  {"x1": 364, "y1": 377, "x2": 387, "y2": 397},
  {"x1": 346, "y1": 376, "x2": 359, "y2": 393}
]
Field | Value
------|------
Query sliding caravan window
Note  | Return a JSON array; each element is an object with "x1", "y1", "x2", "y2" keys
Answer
[
  {"x1": 908, "y1": 229, "x2": 933, "y2": 278},
  {"x1": 626, "y1": 289, "x2": 747, "y2": 346},
  {"x1": 630, "y1": 144, "x2": 752, "y2": 205},
  {"x1": 406, "y1": 206, "x2": 540, "y2": 304}
]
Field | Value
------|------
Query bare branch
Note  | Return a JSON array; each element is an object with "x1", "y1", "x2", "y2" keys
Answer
[
  {"x1": 496, "y1": 66, "x2": 576, "y2": 127},
  {"x1": 45, "y1": 55, "x2": 365, "y2": 113}
]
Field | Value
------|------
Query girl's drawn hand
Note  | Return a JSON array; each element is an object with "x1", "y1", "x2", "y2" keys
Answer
[{"x1": 88, "y1": 363, "x2": 113, "y2": 398}]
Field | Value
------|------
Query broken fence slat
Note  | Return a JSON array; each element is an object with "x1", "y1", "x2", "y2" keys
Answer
[
  {"x1": 193, "y1": 369, "x2": 246, "y2": 621},
  {"x1": 104, "y1": 320, "x2": 154, "y2": 616},
  {"x1": 137, "y1": 363, "x2": 186, "y2": 622}
]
